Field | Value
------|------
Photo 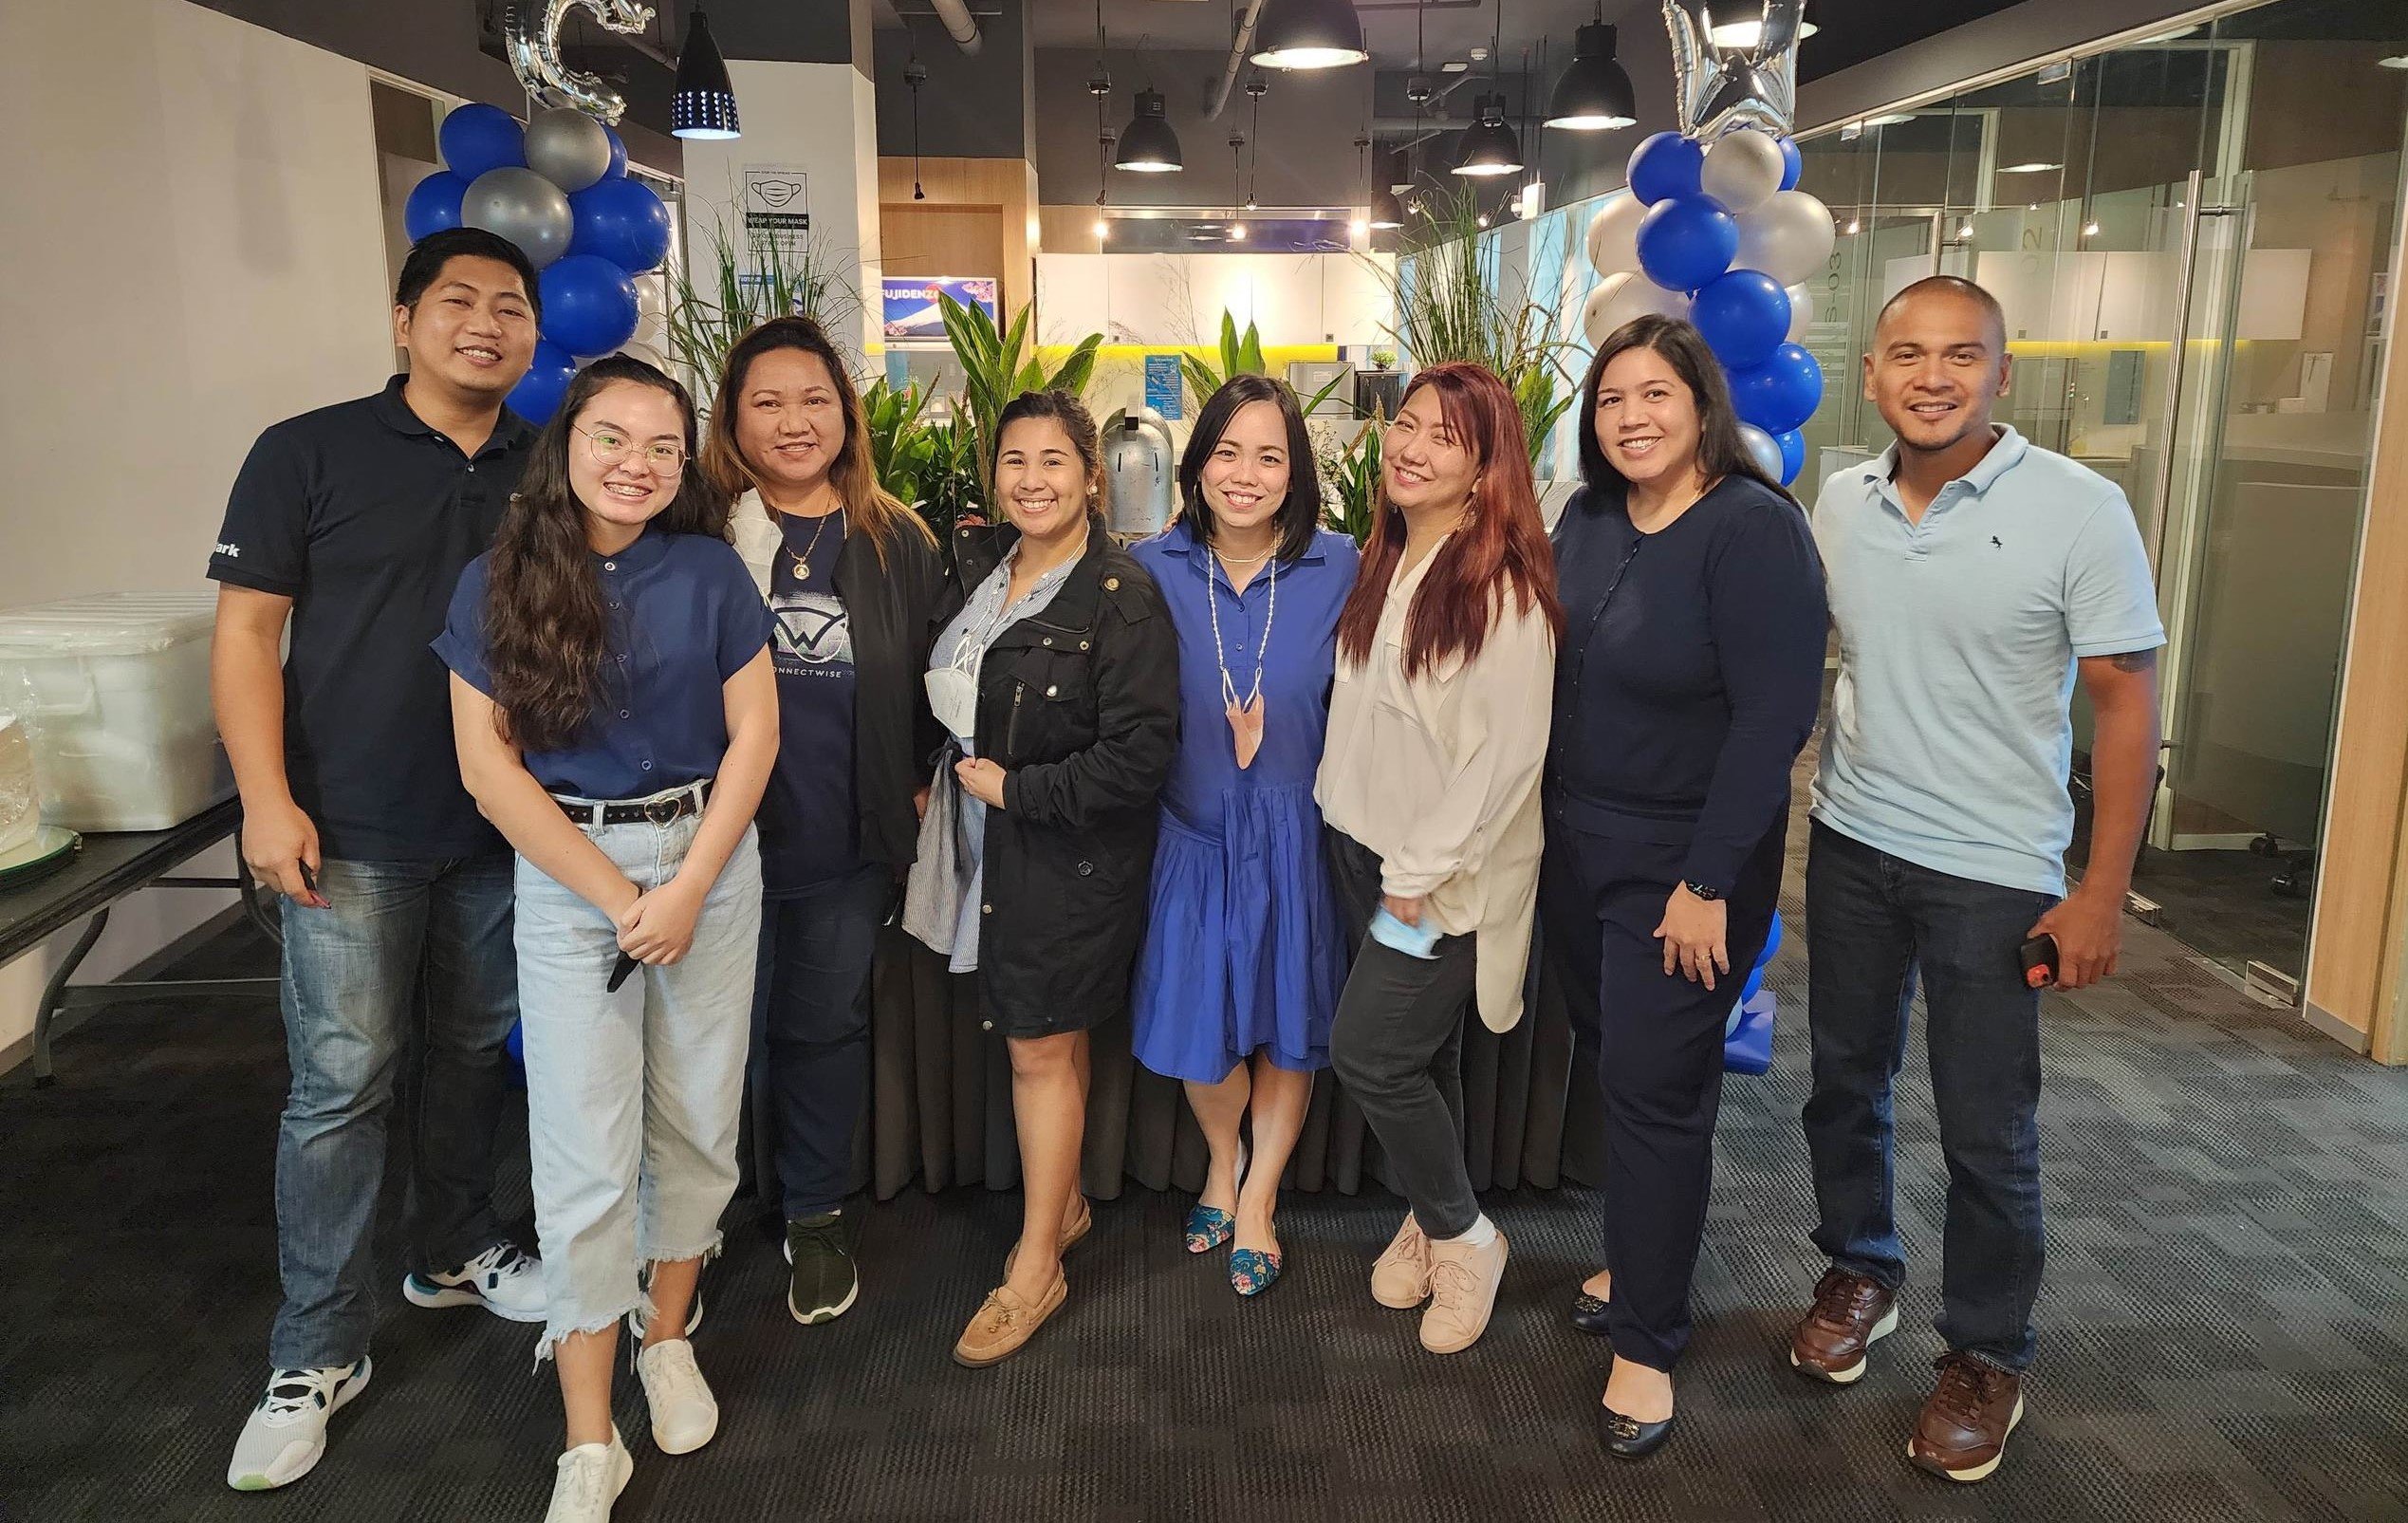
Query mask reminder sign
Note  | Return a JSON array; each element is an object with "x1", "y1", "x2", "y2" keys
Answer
[
  {"x1": 1143, "y1": 354, "x2": 1183, "y2": 420},
  {"x1": 882, "y1": 277, "x2": 999, "y2": 342}
]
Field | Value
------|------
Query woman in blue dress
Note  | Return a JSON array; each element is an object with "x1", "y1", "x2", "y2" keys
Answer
[{"x1": 1131, "y1": 374, "x2": 1360, "y2": 1296}]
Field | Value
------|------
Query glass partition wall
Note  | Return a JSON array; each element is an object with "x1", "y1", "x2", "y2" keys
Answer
[{"x1": 1788, "y1": 0, "x2": 2406, "y2": 995}]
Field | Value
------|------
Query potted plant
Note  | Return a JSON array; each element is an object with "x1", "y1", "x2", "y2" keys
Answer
[{"x1": 663, "y1": 215, "x2": 858, "y2": 418}]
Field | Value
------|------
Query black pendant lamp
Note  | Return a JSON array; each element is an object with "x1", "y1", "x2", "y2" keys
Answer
[
  {"x1": 1115, "y1": 88, "x2": 1184, "y2": 172},
  {"x1": 1369, "y1": 184, "x2": 1406, "y2": 229},
  {"x1": 1546, "y1": 22, "x2": 1636, "y2": 131},
  {"x1": 1250, "y1": 0, "x2": 1368, "y2": 70},
  {"x1": 671, "y1": 8, "x2": 740, "y2": 139},
  {"x1": 1453, "y1": 94, "x2": 1523, "y2": 176}
]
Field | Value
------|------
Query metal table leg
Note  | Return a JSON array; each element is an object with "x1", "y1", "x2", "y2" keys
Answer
[{"x1": 31, "y1": 908, "x2": 110, "y2": 1088}]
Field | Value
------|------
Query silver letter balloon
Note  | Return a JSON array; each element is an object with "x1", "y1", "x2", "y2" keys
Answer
[{"x1": 1662, "y1": 0, "x2": 1803, "y2": 139}]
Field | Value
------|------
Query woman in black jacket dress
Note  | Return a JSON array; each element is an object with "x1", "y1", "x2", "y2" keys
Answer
[
  {"x1": 1543, "y1": 316, "x2": 1827, "y2": 1458},
  {"x1": 906, "y1": 389, "x2": 1179, "y2": 1367}
]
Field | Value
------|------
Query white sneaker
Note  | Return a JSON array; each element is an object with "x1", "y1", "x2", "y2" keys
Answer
[
  {"x1": 544, "y1": 1428, "x2": 633, "y2": 1523},
  {"x1": 402, "y1": 1242, "x2": 546, "y2": 1324},
  {"x1": 635, "y1": 1339, "x2": 720, "y2": 1455},
  {"x1": 224, "y1": 1357, "x2": 373, "y2": 1491}
]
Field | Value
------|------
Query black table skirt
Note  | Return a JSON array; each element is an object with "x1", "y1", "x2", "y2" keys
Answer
[{"x1": 743, "y1": 926, "x2": 1605, "y2": 1217}]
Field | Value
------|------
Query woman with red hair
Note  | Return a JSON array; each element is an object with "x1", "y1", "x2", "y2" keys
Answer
[{"x1": 1315, "y1": 362, "x2": 1561, "y2": 1357}]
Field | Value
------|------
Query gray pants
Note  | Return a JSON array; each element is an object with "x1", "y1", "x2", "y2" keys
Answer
[{"x1": 1325, "y1": 829, "x2": 1482, "y2": 1240}]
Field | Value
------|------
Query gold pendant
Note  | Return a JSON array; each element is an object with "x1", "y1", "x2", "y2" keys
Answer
[{"x1": 1226, "y1": 694, "x2": 1265, "y2": 770}]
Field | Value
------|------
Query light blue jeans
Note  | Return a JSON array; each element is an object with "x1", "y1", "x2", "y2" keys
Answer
[{"x1": 513, "y1": 805, "x2": 761, "y2": 1359}]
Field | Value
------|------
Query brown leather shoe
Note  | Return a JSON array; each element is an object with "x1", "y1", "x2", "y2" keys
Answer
[
  {"x1": 1369, "y1": 1213, "x2": 1431, "y2": 1309},
  {"x1": 1788, "y1": 1268, "x2": 1899, "y2": 1384},
  {"x1": 1003, "y1": 1197, "x2": 1092, "y2": 1278},
  {"x1": 1908, "y1": 1352, "x2": 2026, "y2": 1482},
  {"x1": 951, "y1": 1274, "x2": 1068, "y2": 1368}
]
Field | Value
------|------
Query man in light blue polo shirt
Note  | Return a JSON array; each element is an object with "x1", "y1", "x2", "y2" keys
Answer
[{"x1": 1786, "y1": 276, "x2": 2163, "y2": 1484}]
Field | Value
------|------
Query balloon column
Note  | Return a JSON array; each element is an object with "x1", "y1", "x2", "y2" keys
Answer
[
  {"x1": 403, "y1": 102, "x2": 673, "y2": 424},
  {"x1": 1578, "y1": 0, "x2": 1834, "y2": 489},
  {"x1": 1723, "y1": 912, "x2": 1781, "y2": 1075}
]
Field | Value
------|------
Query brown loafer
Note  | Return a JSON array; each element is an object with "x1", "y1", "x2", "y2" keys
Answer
[
  {"x1": 1789, "y1": 1268, "x2": 1899, "y2": 1384},
  {"x1": 951, "y1": 1274, "x2": 1068, "y2": 1368},
  {"x1": 1003, "y1": 1197, "x2": 1092, "y2": 1278},
  {"x1": 1370, "y1": 1213, "x2": 1432, "y2": 1309},
  {"x1": 1908, "y1": 1352, "x2": 2025, "y2": 1482}
]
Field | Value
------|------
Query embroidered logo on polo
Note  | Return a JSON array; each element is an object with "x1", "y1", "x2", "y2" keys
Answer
[{"x1": 770, "y1": 591, "x2": 852, "y2": 671}]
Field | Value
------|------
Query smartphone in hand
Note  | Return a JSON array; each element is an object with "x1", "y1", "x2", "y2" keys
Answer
[{"x1": 2019, "y1": 934, "x2": 2060, "y2": 990}]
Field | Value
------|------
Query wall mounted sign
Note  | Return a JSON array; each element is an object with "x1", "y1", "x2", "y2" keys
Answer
[
  {"x1": 882, "y1": 276, "x2": 998, "y2": 341},
  {"x1": 742, "y1": 167, "x2": 810, "y2": 252},
  {"x1": 1143, "y1": 354, "x2": 1183, "y2": 420}
]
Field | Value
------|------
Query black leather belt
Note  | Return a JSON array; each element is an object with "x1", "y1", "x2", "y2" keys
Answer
[{"x1": 553, "y1": 780, "x2": 710, "y2": 827}]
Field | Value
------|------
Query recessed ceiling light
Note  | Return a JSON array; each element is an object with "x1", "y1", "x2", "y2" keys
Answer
[
  {"x1": 1998, "y1": 161, "x2": 2064, "y2": 173},
  {"x1": 1440, "y1": 60, "x2": 1471, "y2": 73},
  {"x1": 2380, "y1": 54, "x2": 2408, "y2": 69}
]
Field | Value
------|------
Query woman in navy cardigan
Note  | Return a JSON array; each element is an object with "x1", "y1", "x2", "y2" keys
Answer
[{"x1": 1541, "y1": 316, "x2": 1828, "y2": 1459}]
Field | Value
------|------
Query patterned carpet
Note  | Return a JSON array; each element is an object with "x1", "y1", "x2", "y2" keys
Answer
[{"x1": 5, "y1": 874, "x2": 2408, "y2": 1521}]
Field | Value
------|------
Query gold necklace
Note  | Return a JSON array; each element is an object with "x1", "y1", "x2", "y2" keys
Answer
[{"x1": 784, "y1": 506, "x2": 843, "y2": 579}]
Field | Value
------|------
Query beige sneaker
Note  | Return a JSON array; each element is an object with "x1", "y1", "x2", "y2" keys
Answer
[
  {"x1": 1370, "y1": 1213, "x2": 1432, "y2": 1308},
  {"x1": 1420, "y1": 1230, "x2": 1510, "y2": 1354}
]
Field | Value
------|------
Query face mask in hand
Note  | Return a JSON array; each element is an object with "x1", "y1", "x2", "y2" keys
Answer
[{"x1": 925, "y1": 665, "x2": 978, "y2": 741}]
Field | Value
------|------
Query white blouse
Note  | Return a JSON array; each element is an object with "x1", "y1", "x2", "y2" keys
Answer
[{"x1": 1314, "y1": 534, "x2": 1556, "y2": 1032}]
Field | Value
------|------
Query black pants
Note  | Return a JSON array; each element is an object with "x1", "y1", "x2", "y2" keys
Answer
[
  {"x1": 1540, "y1": 808, "x2": 1784, "y2": 1371},
  {"x1": 1803, "y1": 822, "x2": 2052, "y2": 1372},
  {"x1": 1324, "y1": 828, "x2": 1484, "y2": 1240},
  {"x1": 749, "y1": 864, "x2": 891, "y2": 1219}
]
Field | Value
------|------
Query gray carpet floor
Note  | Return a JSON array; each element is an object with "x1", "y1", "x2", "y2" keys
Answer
[{"x1": 5, "y1": 835, "x2": 2407, "y2": 1519}]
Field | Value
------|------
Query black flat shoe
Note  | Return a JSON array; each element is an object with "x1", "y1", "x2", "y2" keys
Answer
[
  {"x1": 1599, "y1": 1403, "x2": 1675, "y2": 1460},
  {"x1": 1568, "y1": 1291, "x2": 1613, "y2": 1337}
]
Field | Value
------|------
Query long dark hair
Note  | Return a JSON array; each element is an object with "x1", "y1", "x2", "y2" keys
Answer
[
  {"x1": 484, "y1": 355, "x2": 727, "y2": 753},
  {"x1": 995, "y1": 389, "x2": 1105, "y2": 519},
  {"x1": 1577, "y1": 315, "x2": 1791, "y2": 504},
  {"x1": 1176, "y1": 374, "x2": 1321, "y2": 564},
  {"x1": 701, "y1": 315, "x2": 932, "y2": 562},
  {"x1": 1336, "y1": 362, "x2": 1561, "y2": 679}
]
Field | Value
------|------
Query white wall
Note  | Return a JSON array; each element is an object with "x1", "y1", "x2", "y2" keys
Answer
[
  {"x1": 1034, "y1": 252, "x2": 1396, "y2": 349},
  {"x1": 0, "y1": 0, "x2": 398, "y2": 1063},
  {"x1": 677, "y1": 59, "x2": 883, "y2": 362}
]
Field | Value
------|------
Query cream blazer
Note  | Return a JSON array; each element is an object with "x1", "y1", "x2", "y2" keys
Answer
[{"x1": 1314, "y1": 536, "x2": 1555, "y2": 1032}]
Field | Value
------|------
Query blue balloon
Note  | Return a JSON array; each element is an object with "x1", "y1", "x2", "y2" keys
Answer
[
  {"x1": 1627, "y1": 131, "x2": 1704, "y2": 205},
  {"x1": 404, "y1": 171, "x2": 468, "y2": 242},
  {"x1": 439, "y1": 102, "x2": 525, "y2": 180},
  {"x1": 540, "y1": 255, "x2": 639, "y2": 357},
  {"x1": 1691, "y1": 269, "x2": 1791, "y2": 370},
  {"x1": 1778, "y1": 136, "x2": 1803, "y2": 192},
  {"x1": 1775, "y1": 429, "x2": 1806, "y2": 486},
  {"x1": 602, "y1": 125, "x2": 628, "y2": 179},
  {"x1": 568, "y1": 176, "x2": 672, "y2": 274},
  {"x1": 1730, "y1": 344, "x2": 1825, "y2": 436},
  {"x1": 508, "y1": 340, "x2": 579, "y2": 424},
  {"x1": 1757, "y1": 910, "x2": 1784, "y2": 972},
  {"x1": 1636, "y1": 195, "x2": 1738, "y2": 293}
]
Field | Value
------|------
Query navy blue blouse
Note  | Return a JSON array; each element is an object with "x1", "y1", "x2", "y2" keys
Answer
[
  {"x1": 1547, "y1": 475, "x2": 1828, "y2": 894},
  {"x1": 435, "y1": 527, "x2": 776, "y2": 800}
]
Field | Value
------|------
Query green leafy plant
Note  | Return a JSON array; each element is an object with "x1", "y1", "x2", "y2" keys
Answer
[
  {"x1": 861, "y1": 377, "x2": 983, "y2": 538},
  {"x1": 1369, "y1": 347, "x2": 1398, "y2": 370},
  {"x1": 1319, "y1": 409, "x2": 1385, "y2": 547},
  {"x1": 937, "y1": 294, "x2": 1102, "y2": 503},
  {"x1": 663, "y1": 216, "x2": 857, "y2": 417},
  {"x1": 1366, "y1": 188, "x2": 1576, "y2": 466},
  {"x1": 1180, "y1": 310, "x2": 1353, "y2": 418}
]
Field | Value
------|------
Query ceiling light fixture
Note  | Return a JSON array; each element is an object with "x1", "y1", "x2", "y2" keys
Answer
[
  {"x1": 1546, "y1": 19, "x2": 1637, "y2": 131},
  {"x1": 1250, "y1": 0, "x2": 1368, "y2": 70},
  {"x1": 670, "y1": 9, "x2": 740, "y2": 139},
  {"x1": 2380, "y1": 54, "x2": 2408, "y2": 69},
  {"x1": 1862, "y1": 111, "x2": 1914, "y2": 128},
  {"x1": 1709, "y1": 17, "x2": 1819, "y2": 47},
  {"x1": 1454, "y1": 0, "x2": 1522, "y2": 177},
  {"x1": 1115, "y1": 87, "x2": 1183, "y2": 172},
  {"x1": 1370, "y1": 184, "x2": 1406, "y2": 229},
  {"x1": 1998, "y1": 161, "x2": 2064, "y2": 173}
]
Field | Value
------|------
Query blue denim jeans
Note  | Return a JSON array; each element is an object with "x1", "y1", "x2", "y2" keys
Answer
[
  {"x1": 750, "y1": 864, "x2": 891, "y2": 1219},
  {"x1": 1802, "y1": 820, "x2": 2054, "y2": 1372},
  {"x1": 269, "y1": 853, "x2": 518, "y2": 1371},
  {"x1": 514, "y1": 808, "x2": 761, "y2": 1358}
]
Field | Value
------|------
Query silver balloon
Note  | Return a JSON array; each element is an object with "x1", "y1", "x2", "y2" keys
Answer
[
  {"x1": 1662, "y1": 0, "x2": 1802, "y2": 139},
  {"x1": 463, "y1": 167, "x2": 574, "y2": 269},
  {"x1": 524, "y1": 107, "x2": 614, "y2": 193},
  {"x1": 507, "y1": 0, "x2": 656, "y2": 125},
  {"x1": 1582, "y1": 271, "x2": 1691, "y2": 346},
  {"x1": 1737, "y1": 422, "x2": 1785, "y2": 481},
  {"x1": 1585, "y1": 194, "x2": 1647, "y2": 279}
]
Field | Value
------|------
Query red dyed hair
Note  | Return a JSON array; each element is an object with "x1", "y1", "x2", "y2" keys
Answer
[{"x1": 1337, "y1": 362, "x2": 1562, "y2": 679}]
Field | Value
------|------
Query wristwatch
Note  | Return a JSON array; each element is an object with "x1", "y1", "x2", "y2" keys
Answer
[{"x1": 1681, "y1": 880, "x2": 1722, "y2": 902}]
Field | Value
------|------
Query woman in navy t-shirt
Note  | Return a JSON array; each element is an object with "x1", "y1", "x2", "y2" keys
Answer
[{"x1": 435, "y1": 355, "x2": 777, "y2": 1522}]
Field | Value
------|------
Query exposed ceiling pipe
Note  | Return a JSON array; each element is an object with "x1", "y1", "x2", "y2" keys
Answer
[
  {"x1": 927, "y1": 0, "x2": 982, "y2": 55},
  {"x1": 1208, "y1": 0, "x2": 1270, "y2": 119}
]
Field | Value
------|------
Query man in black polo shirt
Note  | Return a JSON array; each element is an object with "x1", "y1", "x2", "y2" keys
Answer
[{"x1": 211, "y1": 229, "x2": 545, "y2": 1493}]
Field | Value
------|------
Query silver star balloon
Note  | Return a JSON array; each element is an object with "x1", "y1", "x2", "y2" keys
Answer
[{"x1": 1662, "y1": 0, "x2": 1803, "y2": 139}]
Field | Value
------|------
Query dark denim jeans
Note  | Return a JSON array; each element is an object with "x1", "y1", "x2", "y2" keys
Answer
[
  {"x1": 269, "y1": 853, "x2": 519, "y2": 1370},
  {"x1": 1802, "y1": 821, "x2": 2054, "y2": 1372},
  {"x1": 750, "y1": 864, "x2": 891, "y2": 1219}
]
